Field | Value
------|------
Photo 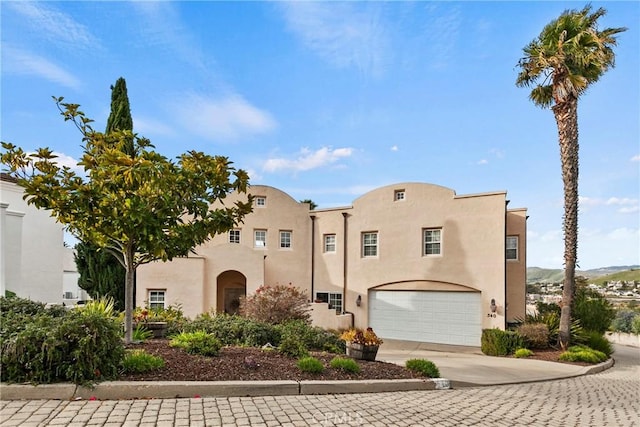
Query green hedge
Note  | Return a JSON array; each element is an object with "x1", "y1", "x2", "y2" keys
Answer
[{"x1": 481, "y1": 329, "x2": 525, "y2": 356}]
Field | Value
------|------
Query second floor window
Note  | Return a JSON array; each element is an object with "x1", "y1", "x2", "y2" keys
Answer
[
  {"x1": 324, "y1": 234, "x2": 336, "y2": 252},
  {"x1": 280, "y1": 230, "x2": 292, "y2": 249},
  {"x1": 506, "y1": 236, "x2": 518, "y2": 260},
  {"x1": 229, "y1": 229, "x2": 241, "y2": 244},
  {"x1": 424, "y1": 228, "x2": 442, "y2": 255},
  {"x1": 362, "y1": 232, "x2": 378, "y2": 257},
  {"x1": 255, "y1": 196, "x2": 266, "y2": 207},
  {"x1": 255, "y1": 230, "x2": 267, "y2": 247}
]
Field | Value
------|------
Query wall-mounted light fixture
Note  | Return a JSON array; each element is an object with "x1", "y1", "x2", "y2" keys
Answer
[
  {"x1": 490, "y1": 298, "x2": 497, "y2": 313},
  {"x1": 356, "y1": 295, "x2": 362, "y2": 307}
]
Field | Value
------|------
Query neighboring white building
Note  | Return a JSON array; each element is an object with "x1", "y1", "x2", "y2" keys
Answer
[{"x1": 0, "y1": 173, "x2": 82, "y2": 304}]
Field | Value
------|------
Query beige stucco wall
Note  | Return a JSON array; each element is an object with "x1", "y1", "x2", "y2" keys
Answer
[
  {"x1": 506, "y1": 208, "x2": 528, "y2": 322},
  {"x1": 313, "y1": 183, "x2": 509, "y2": 330},
  {"x1": 137, "y1": 182, "x2": 527, "y2": 337},
  {"x1": 0, "y1": 179, "x2": 64, "y2": 303}
]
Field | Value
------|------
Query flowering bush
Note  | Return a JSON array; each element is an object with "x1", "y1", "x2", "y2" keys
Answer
[
  {"x1": 240, "y1": 284, "x2": 310, "y2": 325},
  {"x1": 339, "y1": 327, "x2": 383, "y2": 346}
]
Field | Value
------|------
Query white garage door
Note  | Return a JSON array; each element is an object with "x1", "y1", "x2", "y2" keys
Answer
[{"x1": 369, "y1": 291, "x2": 481, "y2": 346}]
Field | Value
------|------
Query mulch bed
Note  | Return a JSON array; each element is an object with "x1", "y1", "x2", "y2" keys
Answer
[{"x1": 120, "y1": 339, "x2": 424, "y2": 382}]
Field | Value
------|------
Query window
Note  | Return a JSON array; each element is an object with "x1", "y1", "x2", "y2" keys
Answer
[
  {"x1": 280, "y1": 230, "x2": 292, "y2": 249},
  {"x1": 148, "y1": 290, "x2": 166, "y2": 310},
  {"x1": 315, "y1": 292, "x2": 343, "y2": 313},
  {"x1": 255, "y1": 196, "x2": 266, "y2": 207},
  {"x1": 254, "y1": 229, "x2": 267, "y2": 247},
  {"x1": 362, "y1": 232, "x2": 378, "y2": 257},
  {"x1": 324, "y1": 234, "x2": 336, "y2": 252},
  {"x1": 506, "y1": 236, "x2": 518, "y2": 260},
  {"x1": 394, "y1": 189, "x2": 405, "y2": 201},
  {"x1": 423, "y1": 228, "x2": 442, "y2": 255},
  {"x1": 229, "y1": 229, "x2": 241, "y2": 244}
]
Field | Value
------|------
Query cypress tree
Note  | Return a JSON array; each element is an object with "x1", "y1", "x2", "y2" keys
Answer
[
  {"x1": 105, "y1": 77, "x2": 134, "y2": 156},
  {"x1": 75, "y1": 77, "x2": 133, "y2": 308}
]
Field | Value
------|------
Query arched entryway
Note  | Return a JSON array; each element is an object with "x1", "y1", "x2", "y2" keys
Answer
[{"x1": 216, "y1": 270, "x2": 247, "y2": 315}]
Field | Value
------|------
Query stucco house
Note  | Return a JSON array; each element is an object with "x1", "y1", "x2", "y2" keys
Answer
[
  {"x1": 138, "y1": 182, "x2": 527, "y2": 347},
  {"x1": 0, "y1": 173, "x2": 85, "y2": 305}
]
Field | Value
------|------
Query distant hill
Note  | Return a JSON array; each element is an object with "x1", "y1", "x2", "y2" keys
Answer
[
  {"x1": 527, "y1": 265, "x2": 640, "y2": 284},
  {"x1": 590, "y1": 269, "x2": 640, "y2": 285}
]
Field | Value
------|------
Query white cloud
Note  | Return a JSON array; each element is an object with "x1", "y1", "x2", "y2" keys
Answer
[
  {"x1": 175, "y1": 94, "x2": 277, "y2": 141},
  {"x1": 390, "y1": 145, "x2": 399, "y2": 152},
  {"x1": 3, "y1": 46, "x2": 81, "y2": 89},
  {"x1": 631, "y1": 155, "x2": 640, "y2": 162},
  {"x1": 477, "y1": 159, "x2": 488, "y2": 165},
  {"x1": 579, "y1": 196, "x2": 639, "y2": 213},
  {"x1": 7, "y1": 2, "x2": 98, "y2": 50},
  {"x1": 263, "y1": 147, "x2": 354, "y2": 173},
  {"x1": 130, "y1": 2, "x2": 207, "y2": 72},
  {"x1": 280, "y1": 2, "x2": 389, "y2": 77},
  {"x1": 489, "y1": 148, "x2": 505, "y2": 159},
  {"x1": 28, "y1": 151, "x2": 82, "y2": 172},
  {"x1": 618, "y1": 206, "x2": 640, "y2": 214}
]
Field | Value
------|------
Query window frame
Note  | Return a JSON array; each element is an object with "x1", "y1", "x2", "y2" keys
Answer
[
  {"x1": 254, "y1": 229, "x2": 267, "y2": 248},
  {"x1": 324, "y1": 234, "x2": 336, "y2": 253},
  {"x1": 279, "y1": 230, "x2": 292, "y2": 249},
  {"x1": 255, "y1": 196, "x2": 267, "y2": 207},
  {"x1": 423, "y1": 228, "x2": 442, "y2": 256},
  {"x1": 506, "y1": 236, "x2": 519, "y2": 261},
  {"x1": 362, "y1": 232, "x2": 378, "y2": 257},
  {"x1": 394, "y1": 189, "x2": 405, "y2": 201},
  {"x1": 229, "y1": 229, "x2": 241, "y2": 244},
  {"x1": 148, "y1": 290, "x2": 166, "y2": 310}
]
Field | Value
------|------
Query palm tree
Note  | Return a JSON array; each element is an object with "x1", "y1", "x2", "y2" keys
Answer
[{"x1": 516, "y1": 5, "x2": 626, "y2": 348}]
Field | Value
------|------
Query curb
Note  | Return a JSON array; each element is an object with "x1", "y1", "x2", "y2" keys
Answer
[
  {"x1": 0, "y1": 378, "x2": 437, "y2": 401},
  {"x1": 447, "y1": 358, "x2": 615, "y2": 388}
]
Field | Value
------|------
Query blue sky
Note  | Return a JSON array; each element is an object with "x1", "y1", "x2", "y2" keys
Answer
[{"x1": 2, "y1": 1, "x2": 638, "y2": 270}]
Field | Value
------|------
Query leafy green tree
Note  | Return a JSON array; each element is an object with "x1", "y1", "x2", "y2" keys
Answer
[
  {"x1": 572, "y1": 278, "x2": 614, "y2": 334},
  {"x1": 76, "y1": 78, "x2": 132, "y2": 307},
  {"x1": 1, "y1": 97, "x2": 253, "y2": 343},
  {"x1": 516, "y1": 5, "x2": 626, "y2": 348}
]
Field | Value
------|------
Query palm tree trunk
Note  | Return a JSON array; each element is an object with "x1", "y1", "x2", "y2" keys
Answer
[{"x1": 553, "y1": 97, "x2": 579, "y2": 350}]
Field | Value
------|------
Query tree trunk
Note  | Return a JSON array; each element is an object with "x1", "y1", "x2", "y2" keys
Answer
[
  {"x1": 553, "y1": 97, "x2": 579, "y2": 350},
  {"x1": 123, "y1": 246, "x2": 136, "y2": 344}
]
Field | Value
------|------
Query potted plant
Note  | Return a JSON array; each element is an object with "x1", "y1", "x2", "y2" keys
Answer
[
  {"x1": 133, "y1": 308, "x2": 168, "y2": 338},
  {"x1": 340, "y1": 327, "x2": 383, "y2": 361}
]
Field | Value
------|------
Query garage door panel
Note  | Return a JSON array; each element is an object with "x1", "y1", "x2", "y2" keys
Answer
[{"x1": 369, "y1": 291, "x2": 481, "y2": 346}]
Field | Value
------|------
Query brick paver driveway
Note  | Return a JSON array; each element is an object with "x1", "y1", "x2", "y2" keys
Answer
[{"x1": 1, "y1": 345, "x2": 638, "y2": 427}]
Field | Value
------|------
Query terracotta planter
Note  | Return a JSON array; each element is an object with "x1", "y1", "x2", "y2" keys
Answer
[{"x1": 346, "y1": 342, "x2": 379, "y2": 361}]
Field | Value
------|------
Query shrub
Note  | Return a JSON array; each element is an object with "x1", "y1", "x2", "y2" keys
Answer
[
  {"x1": 523, "y1": 311, "x2": 586, "y2": 347},
  {"x1": 514, "y1": 348, "x2": 534, "y2": 358},
  {"x1": 278, "y1": 335, "x2": 308, "y2": 358},
  {"x1": 185, "y1": 313, "x2": 279, "y2": 347},
  {"x1": 583, "y1": 331, "x2": 613, "y2": 357},
  {"x1": 339, "y1": 328, "x2": 383, "y2": 346},
  {"x1": 297, "y1": 356, "x2": 324, "y2": 374},
  {"x1": 78, "y1": 297, "x2": 116, "y2": 318},
  {"x1": 240, "y1": 284, "x2": 310, "y2": 325},
  {"x1": 611, "y1": 310, "x2": 637, "y2": 333},
  {"x1": 516, "y1": 323, "x2": 549, "y2": 349},
  {"x1": 481, "y1": 329, "x2": 524, "y2": 356},
  {"x1": 559, "y1": 345, "x2": 608, "y2": 364},
  {"x1": 121, "y1": 349, "x2": 164, "y2": 373},
  {"x1": 145, "y1": 304, "x2": 189, "y2": 336},
  {"x1": 170, "y1": 331, "x2": 221, "y2": 356},
  {"x1": 632, "y1": 315, "x2": 640, "y2": 335},
  {"x1": 1, "y1": 308, "x2": 124, "y2": 384},
  {"x1": 572, "y1": 286, "x2": 615, "y2": 334},
  {"x1": 330, "y1": 356, "x2": 360, "y2": 374},
  {"x1": 276, "y1": 320, "x2": 344, "y2": 353},
  {"x1": 405, "y1": 359, "x2": 440, "y2": 378},
  {"x1": 132, "y1": 325, "x2": 153, "y2": 342}
]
